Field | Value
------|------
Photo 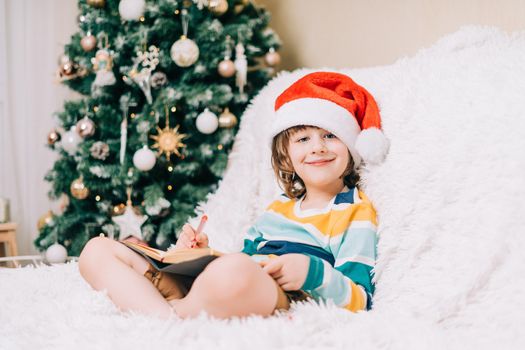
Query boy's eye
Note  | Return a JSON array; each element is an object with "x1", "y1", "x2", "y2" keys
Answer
[
  {"x1": 296, "y1": 136, "x2": 309, "y2": 143},
  {"x1": 324, "y1": 133, "x2": 336, "y2": 139}
]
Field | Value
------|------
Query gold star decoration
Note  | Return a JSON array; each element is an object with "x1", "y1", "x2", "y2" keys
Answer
[
  {"x1": 150, "y1": 124, "x2": 187, "y2": 161},
  {"x1": 150, "y1": 106, "x2": 187, "y2": 161}
]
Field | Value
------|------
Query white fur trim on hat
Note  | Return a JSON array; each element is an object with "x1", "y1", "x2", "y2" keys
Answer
[
  {"x1": 355, "y1": 127, "x2": 389, "y2": 165},
  {"x1": 272, "y1": 98, "x2": 363, "y2": 165}
]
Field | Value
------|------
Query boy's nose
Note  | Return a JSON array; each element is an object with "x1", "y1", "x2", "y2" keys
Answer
[{"x1": 311, "y1": 137, "x2": 327, "y2": 153}]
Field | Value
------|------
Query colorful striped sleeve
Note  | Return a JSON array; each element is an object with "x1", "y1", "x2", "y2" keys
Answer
[
  {"x1": 301, "y1": 202, "x2": 378, "y2": 312},
  {"x1": 241, "y1": 225, "x2": 266, "y2": 255}
]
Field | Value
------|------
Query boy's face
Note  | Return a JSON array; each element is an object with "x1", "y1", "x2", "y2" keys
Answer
[{"x1": 287, "y1": 126, "x2": 349, "y2": 191}]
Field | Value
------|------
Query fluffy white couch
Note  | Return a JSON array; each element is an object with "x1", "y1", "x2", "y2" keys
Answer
[{"x1": 1, "y1": 26, "x2": 524, "y2": 350}]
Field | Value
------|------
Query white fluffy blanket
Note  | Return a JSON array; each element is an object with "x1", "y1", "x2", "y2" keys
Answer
[{"x1": 2, "y1": 26, "x2": 525, "y2": 350}]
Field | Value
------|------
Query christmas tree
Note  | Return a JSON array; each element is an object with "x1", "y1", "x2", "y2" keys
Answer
[{"x1": 35, "y1": 0, "x2": 281, "y2": 256}]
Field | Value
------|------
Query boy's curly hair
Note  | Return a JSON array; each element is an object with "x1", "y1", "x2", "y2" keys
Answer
[{"x1": 271, "y1": 126, "x2": 360, "y2": 199}]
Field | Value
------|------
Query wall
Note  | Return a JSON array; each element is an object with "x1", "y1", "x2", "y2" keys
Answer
[
  {"x1": 0, "y1": 0, "x2": 78, "y2": 255},
  {"x1": 259, "y1": 0, "x2": 525, "y2": 69}
]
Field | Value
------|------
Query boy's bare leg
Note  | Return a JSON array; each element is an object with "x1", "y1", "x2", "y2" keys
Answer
[
  {"x1": 170, "y1": 253, "x2": 280, "y2": 318},
  {"x1": 78, "y1": 237, "x2": 174, "y2": 318}
]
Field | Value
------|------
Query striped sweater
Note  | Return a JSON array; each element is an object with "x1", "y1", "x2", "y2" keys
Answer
[{"x1": 241, "y1": 187, "x2": 377, "y2": 312}]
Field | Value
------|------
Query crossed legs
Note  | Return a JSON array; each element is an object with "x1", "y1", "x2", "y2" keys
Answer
[{"x1": 78, "y1": 237, "x2": 280, "y2": 319}]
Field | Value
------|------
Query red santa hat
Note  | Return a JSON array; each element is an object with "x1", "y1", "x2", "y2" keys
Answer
[{"x1": 272, "y1": 72, "x2": 389, "y2": 167}]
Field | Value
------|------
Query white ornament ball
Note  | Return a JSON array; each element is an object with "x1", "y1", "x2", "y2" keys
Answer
[
  {"x1": 45, "y1": 243, "x2": 68, "y2": 264},
  {"x1": 61, "y1": 126, "x2": 82, "y2": 155},
  {"x1": 118, "y1": 0, "x2": 146, "y2": 21},
  {"x1": 170, "y1": 37, "x2": 199, "y2": 67},
  {"x1": 196, "y1": 108, "x2": 219, "y2": 134},
  {"x1": 133, "y1": 146, "x2": 157, "y2": 171}
]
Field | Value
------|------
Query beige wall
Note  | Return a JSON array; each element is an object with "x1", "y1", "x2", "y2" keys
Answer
[{"x1": 259, "y1": 0, "x2": 525, "y2": 69}]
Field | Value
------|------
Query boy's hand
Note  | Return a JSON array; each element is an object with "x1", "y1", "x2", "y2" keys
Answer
[
  {"x1": 261, "y1": 254, "x2": 310, "y2": 291},
  {"x1": 173, "y1": 223, "x2": 209, "y2": 250}
]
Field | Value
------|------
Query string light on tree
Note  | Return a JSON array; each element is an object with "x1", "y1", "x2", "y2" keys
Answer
[{"x1": 113, "y1": 203, "x2": 126, "y2": 216}]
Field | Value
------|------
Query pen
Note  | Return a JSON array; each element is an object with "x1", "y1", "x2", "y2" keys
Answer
[{"x1": 191, "y1": 214, "x2": 208, "y2": 248}]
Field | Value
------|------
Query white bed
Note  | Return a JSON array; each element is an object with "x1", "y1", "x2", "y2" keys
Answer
[{"x1": 1, "y1": 26, "x2": 524, "y2": 350}]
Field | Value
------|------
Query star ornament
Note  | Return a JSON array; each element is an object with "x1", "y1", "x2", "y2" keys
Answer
[
  {"x1": 150, "y1": 124, "x2": 187, "y2": 161},
  {"x1": 112, "y1": 203, "x2": 148, "y2": 241}
]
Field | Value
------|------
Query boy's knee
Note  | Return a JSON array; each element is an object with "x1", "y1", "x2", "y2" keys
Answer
[
  {"x1": 202, "y1": 253, "x2": 258, "y2": 299},
  {"x1": 78, "y1": 237, "x2": 113, "y2": 275}
]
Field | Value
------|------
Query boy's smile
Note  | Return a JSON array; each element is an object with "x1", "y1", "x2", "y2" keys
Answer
[{"x1": 304, "y1": 157, "x2": 335, "y2": 166}]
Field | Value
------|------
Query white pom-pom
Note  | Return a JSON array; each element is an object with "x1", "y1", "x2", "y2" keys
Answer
[
  {"x1": 355, "y1": 127, "x2": 389, "y2": 165},
  {"x1": 119, "y1": 0, "x2": 146, "y2": 21}
]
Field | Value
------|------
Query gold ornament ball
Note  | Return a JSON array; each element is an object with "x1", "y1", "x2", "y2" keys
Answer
[
  {"x1": 208, "y1": 0, "x2": 229, "y2": 16},
  {"x1": 265, "y1": 49, "x2": 281, "y2": 67},
  {"x1": 47, "y1": 130, "x2": 61, "y2": 145},
  {"x1": 80, "y1": 34, "x2": 97, "y2": 52},
  {"x1": 218, "y1": 58, "x2": 236, "y2": 78},
  {"x1": 37, "y1": 210, "x2": 55, "y2": 231},
  {"x1": 87, "y1": 0, "x2": 105, "y2": 8},
  {"x1": 76, "y1": 116, "x2": 96, "y2": 138},
  {"x1": 218, "y1": 108, "x2": 238, "y2": 128},
  {"x1": 70, "y1": 178, "x2": 89, "y2": 200}
]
